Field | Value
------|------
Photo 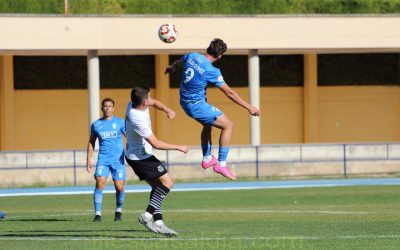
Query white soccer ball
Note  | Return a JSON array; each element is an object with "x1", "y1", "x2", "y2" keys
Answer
[{"x1": 158, "y1": 24, "x2": 178, "y2": 43}]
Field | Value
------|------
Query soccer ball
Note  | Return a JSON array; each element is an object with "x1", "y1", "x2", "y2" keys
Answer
[{"x1": 158, "y1": 24, "x2": 178, "y2": 43}]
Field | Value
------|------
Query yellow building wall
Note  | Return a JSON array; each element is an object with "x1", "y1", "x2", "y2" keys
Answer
[
  {"x1": 318, "y1": 86, "x2": 400, "y2": 142},
  {"x1": 12, "y1": 89, "x2": 151, "y2": 150},
  {"x1": 303, "y1": 54, "x2": 318, "y2": 143},
  {"x1": 0, "y1": 56, "x2": 15, "y2": 149},
  {"x1": 13, "y1": 90, "x2": 87, "y2": 150},
  {"x1": 261, "y1": 87, "x2": 304, "y2": 144},
  {"x1": 5, "y1": 85, "x2": 400, "y2": 150},
  {"x1": 167, "y1": 87, "x2": 304, "y2": 145}
]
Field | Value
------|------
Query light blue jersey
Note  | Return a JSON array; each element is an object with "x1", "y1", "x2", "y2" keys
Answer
[
  {"x1": 180, "y1": 52, "x2": 225, "y2": 125},
  {"x1": 180, "y1": 52, "x2": 225, "y2": 102},
  {"x1": 91, "y1": 116, "x2": 125, "y2": 166},
  {"x1": 91, "y1": 116, "x2": 126, "y2": 216}
]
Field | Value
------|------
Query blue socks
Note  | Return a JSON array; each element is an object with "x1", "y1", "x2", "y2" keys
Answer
[
  {"x1": 115, "y1": 190, "x2": 125, "y2": 212},
  {"x1": 95, "y1": 188, "x2": 125, "y2": 214},
  {"x1": 94, "y1": 188, "x2": 103, "y2": 215},
  {"x1": 218, "y1": 146, "x2": 230, "y2": 166},
  {"x1": 202, "y1": 144, "x2": 230, "y2": 165},
  {"x1": 94, "y1": 188, "x2": 125, "y2": 215}
]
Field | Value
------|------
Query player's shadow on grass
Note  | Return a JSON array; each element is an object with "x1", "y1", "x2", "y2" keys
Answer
[
  {"x1": 11, "y1": 229, "x2": 142, "y2": 233},
  {"x1": 7, "y1": 218, "x2": 72, "y2": 222},
  {"x1": 1, "y1": 233, "x2": 153, "y2": 239},
  {"x1": 1, "y1": 229, "x2": 154, "y2": 239}
]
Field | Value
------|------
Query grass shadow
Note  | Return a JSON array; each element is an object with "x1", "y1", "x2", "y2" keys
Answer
[
  {"x1": 0, "y1": 228, "x2": 158, "y2": 239},
  {"x1": 6, "y1": 218, "x2": 73, "y2": 222},
  {"x1": 7, "y1": 229, "x2": 144, "y2": 233},
  {"x1": 0, "y1": 233, "x2": 155, "y2": 238}
]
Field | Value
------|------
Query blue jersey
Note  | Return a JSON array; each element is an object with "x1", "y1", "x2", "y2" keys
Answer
[
  {"x1": 91, "y1": 116, "x2": 125, "y2": 164},
  {"x1": 180, "y1": 52, "x2": 225, "y2": 102}
]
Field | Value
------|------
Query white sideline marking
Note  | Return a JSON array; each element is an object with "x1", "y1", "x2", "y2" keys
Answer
[
  {"x1": 1, "y1": 235, "x2": 400, "y2": 241},
  {"x1": 169, "y1": 209, "x2": 373, "y2": 215},
  {"x1": 6, "y1": 209, "x2": 379, "y2": 219}
]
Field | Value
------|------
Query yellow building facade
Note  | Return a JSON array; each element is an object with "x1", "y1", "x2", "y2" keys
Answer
[
  {"x1": 1, "y1": 53, "x2": 400, "y2": 150},
  {"x1": 1, "y1": 16, "x2": 400, "y2": 150}
]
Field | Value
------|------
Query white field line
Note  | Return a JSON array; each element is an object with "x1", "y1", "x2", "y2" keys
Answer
[
  {"x1": 5, "y1": 209, "x2": 383, "y2": 219},
  {"x1": 0, "y1": 185, "x2": 350, "y2": 197},
  {"x1": 168, "y1": 209, "x2": 373, "y2": 215},
  {"x1": 1, "y1": 235, "x2": 400, "y2": 241}
]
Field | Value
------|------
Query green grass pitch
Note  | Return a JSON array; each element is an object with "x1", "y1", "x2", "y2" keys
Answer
[{"x1": 0, "y1": 185, "x2": 399, "y2": 249}]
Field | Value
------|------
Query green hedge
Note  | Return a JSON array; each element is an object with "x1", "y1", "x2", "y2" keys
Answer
[
  {"x1": 1, "y1": 0, "x2": 400, "y2": 14},
  {"x1": 0, "y1": 0, "x2": 64, "y2": 14}
]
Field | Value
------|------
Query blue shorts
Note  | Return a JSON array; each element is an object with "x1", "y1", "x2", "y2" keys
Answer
[
  {"x1": 180, "y1": 99, "x2": 223, "y2": 126},
  {"x1": 95, "y1": 161, "x2": 126, "y2": 181}
]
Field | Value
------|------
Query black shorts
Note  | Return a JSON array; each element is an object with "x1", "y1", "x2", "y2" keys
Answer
[{"x1": 125, "y1": 155, "x2": 168, "y2": 181}]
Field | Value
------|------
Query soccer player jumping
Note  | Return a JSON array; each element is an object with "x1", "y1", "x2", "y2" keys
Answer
[
  {"x1": 165, "y1": 38, "x2": 260, "y2": 180},
  {"x1": 86, "y1": 98, "x2": 126, "y2": 222}
]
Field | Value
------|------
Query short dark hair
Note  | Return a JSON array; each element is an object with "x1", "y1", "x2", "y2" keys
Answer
[
  {"x1": 206, "y1": 38, "x2": 227, "y2": 58},
  {"x1": 101, "y1": 97, "x2": 114, "y2": 107},
  {"x1": 131, "y1": 86, "x2": 150, "y2": 107}
]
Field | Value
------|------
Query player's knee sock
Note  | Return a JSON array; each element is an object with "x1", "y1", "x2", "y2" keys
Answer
[
  {"x1": 202, "y1": 143, "x2": 212, "y2": 162},
  {"x1": 115, "y1": 190, "x2": 125, "y2": 212},
  {"x1": 154, "y1": 208, "x2": 164, "y2": 226},
  {"x1": 143, "y1": 189, "x2": 155, "y2": 219},
  {"x1": 147, "y1": 188, "x2": 155, "y2": 202},
  {"x1": 218, "y1": 146, "x2": 230, "y2": 167},
  {"x1": 94, "y1": 188, "x2": 103, "y2": 215},
  {"x1": 146, "y1": 184, "x2": 170, "y2": 222}
]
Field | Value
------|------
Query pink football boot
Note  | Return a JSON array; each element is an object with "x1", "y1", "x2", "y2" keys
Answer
[
  {"x1": 201, "y1": 156, "x2": 218, "y2": 169},
  {"x1": 213, "y1": 163, "x2": 237, "y2": 180}
]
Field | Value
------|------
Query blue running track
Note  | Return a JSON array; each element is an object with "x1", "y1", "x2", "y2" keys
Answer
[{"x1": 1, "y1": 178, "x2": 400, "y2": 197}]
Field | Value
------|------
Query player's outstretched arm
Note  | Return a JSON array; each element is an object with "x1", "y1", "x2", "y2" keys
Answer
[
  {"x1": 149, "y1": 98, "x2": 176, "y2": 119},
  {"x1": 218, "y1": 83, "x2": 260, "y2": 116},
  {"x1": 145, "y1": 134, "x2": 189, "y2": 153},
  {"x1": 165, "y1": 58, "x2": 183, "y2": 75},
  {"x1": 86, "y1": 134, "x2": 97, "y2": 173}
]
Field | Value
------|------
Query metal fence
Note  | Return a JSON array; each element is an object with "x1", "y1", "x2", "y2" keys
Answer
[{"x1": 1, "y1": 142, "x2": 400, "y2": 186}]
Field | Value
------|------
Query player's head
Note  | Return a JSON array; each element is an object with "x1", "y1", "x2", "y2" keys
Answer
[
  {"x1": 206, "y1": 38, "x2": 227, "y2": 60},
  {"x1": 101, "y1": 98, "x2": 115, "y2": 118},
  {"x1": 131, "y1": 86, "x2": 150, "y2": 108}
]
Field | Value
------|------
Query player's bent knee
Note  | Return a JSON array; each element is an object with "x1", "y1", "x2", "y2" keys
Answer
[
  {"x1": 95, "y1": 178, "x2": 106, "y2": 189},
  {"x1": 223, "y1": 120, "x2": 234, "y2": 131},
  {"x1": 229, "y1": 121, "x2": 235, "y2": 130},
  {"x1": 160, "y1": 174, "x2": 174, "y2": 189},
  {"x1": 164, "y1": 178, "x2": 174, "y2": 189},
  {"x1": 220, "y1": 116, "x2": 234, "y2": 130},
  {"x1": 114, "y1": 183, "x2": 124, "y2": 193}
]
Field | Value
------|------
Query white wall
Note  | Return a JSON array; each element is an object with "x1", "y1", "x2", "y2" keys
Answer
[{"x1": 1, "y1": 143, "x2": 399, "y2": 187}]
